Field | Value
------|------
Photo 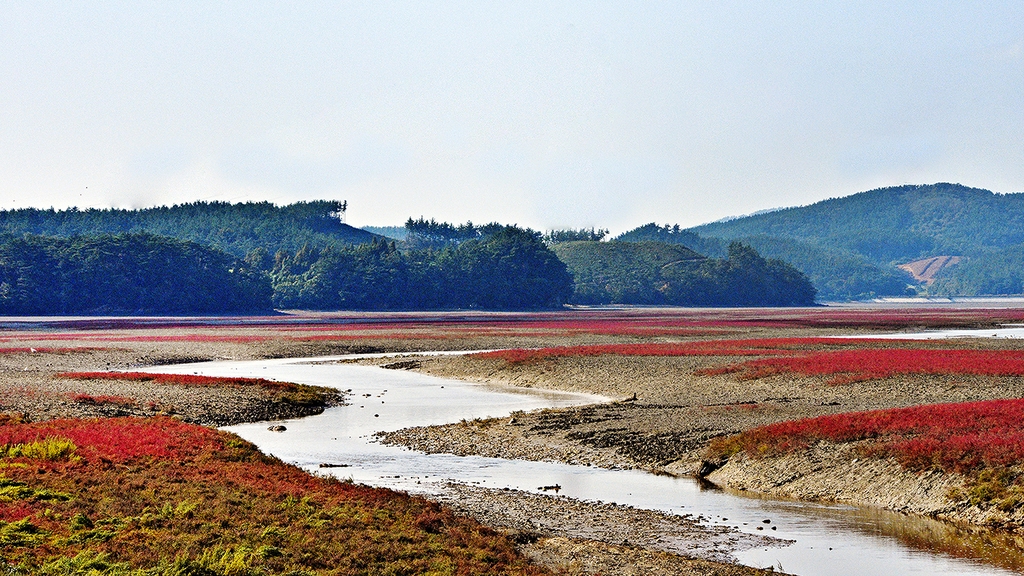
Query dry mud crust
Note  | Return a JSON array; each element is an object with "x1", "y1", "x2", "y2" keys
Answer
[
  {"x1": 706, "y1": 442, "x2": 1024, "y2": 532},
  {"x1": 432, "y1": 483, "x2": 788, "y2": 575},
  {"x1": 707, "y1": 442, "x2": 963, "y2": 517}
]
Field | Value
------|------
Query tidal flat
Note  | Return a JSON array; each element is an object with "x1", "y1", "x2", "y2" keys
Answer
[{"x1": 4, "y1": 307, "x2": 1024, "y2": 574}]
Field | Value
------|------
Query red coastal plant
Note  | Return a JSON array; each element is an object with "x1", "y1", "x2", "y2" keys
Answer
[
  {"x1": 56, "y1": 371, "x2": 301, "y2": 392},
  {"x1": 474, "y1": 337, "x2": 899, "y2": 365},
  {"x1": 0, "y1": 417, "x2": 545, "y2": 574},
  {"x1": 709, "y1": 399, "x2": 1024, "y2": 476},
  {"x1": 703, "y1": 348, "x2": 1024, "y2": 385}
]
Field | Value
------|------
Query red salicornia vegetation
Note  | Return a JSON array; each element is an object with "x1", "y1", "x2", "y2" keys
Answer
[
  {"x1": 7, "y1": 306, "x2": 1024, "y2": 343},
  {"x1": 473, "y1": 337, "x2": 896, "y2": 365},
  {"x1": 57, "y1": 371, "x2": 300, "y2": 392},
  {"x1": 0, "y1": 346, "x2": 105, "y2": 354},
  {"x1": 0, "y1": 417, "x2": 546, "y2": 575},
  {"x1": 67, "y1": 393, "x2": 138, "y2": 408},
  {"x1": 701, "y1": 348, "x2": 1024, "y2": 385},
  {"x1": 709, "y1": 399, "x2": 1024, "y2": 474},
  {"x1": 55, "y1": 372, "x2": 340, "y2": 409},
  {"x1": 708, "y1": 399, "x2": 1024, "y2": 511}
]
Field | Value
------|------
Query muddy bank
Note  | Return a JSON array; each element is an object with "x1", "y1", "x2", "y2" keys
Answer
[
  {"x1": 706, "y1": 442, "x2": 1024, "y2": 533},
  {"x1": 375, "y1": 344, "x2": 1024, "y2": 543},
  {"x1": 707, "y1": 442, "x2": 963, "y2": 517},
  {"x1": 433, "y1": 483, "x2": 787, "y2": 575},
  {"x1": 0, "y1": 346, "x2": 343, "y2": 426},
  {"x1": 382, "y1": 350, "x2": 1024, "y2": 477},
  {"x1": 378, "y1": 400, "x2": 724, "y2": 473}
]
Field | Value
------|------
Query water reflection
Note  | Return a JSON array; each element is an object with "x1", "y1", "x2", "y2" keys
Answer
[{"x1": 719, "y1": 486, "x2": 1024, "y2": 573}]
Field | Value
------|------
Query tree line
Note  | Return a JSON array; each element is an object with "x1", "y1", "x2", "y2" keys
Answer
[
  {"x1": 0, "y1": 233, "x2": 271, "y2": 315},
  {"x1": 0, "y1": 215, "x2": 821, "y2": 315},
  {"x1": 271, "y1": 226, "x2": 573, "y2": 310},
  {"x1": 553, "y1": 240, "x2": 816, "y2": 306},
  {"x1": 0, "y1": 201, "x2": 373, "y2": 259}
]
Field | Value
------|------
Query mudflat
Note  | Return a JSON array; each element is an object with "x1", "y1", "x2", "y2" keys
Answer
[
  {"x1": 391, "y1": 343, "x2": 1024, "y2": 477},
  {"x1": 0, "y1": 312, "x2": 794, "y2": 575},
  {"x1": 6, "y1": 308, "x2": 1024, "y2": 573}
]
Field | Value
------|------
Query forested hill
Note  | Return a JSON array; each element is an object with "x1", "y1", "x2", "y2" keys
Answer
[
  {"x1": 552, "y1": 241, "x2": 816, "y2": 306},
  {"x1": 618, "y1": 183, "x2": 1024, "y2": 301},
  {"x1": 0, "y1": 233, "x2": 271, "y2": 314},
  {"x1": 689, "y1": 183, "x2": 1024, "y2": 262},
  {"x1": 0, "y1": 201, "x2": 376, "y2": 260}
]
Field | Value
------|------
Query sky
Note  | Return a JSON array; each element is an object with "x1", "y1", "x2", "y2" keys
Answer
[{"x1": 1, "y1": 2, "x2": 1022, "y2": 233}]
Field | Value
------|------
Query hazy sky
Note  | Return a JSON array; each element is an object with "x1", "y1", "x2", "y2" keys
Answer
[{"x1": 2, "y1": 2, "x2": 1022, "y2": 232}]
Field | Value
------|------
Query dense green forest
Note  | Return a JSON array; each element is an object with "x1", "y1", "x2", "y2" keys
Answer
[
  {"x1": 30, "y1": 185, "x2": 1024, "y2": 311},
  {"x1": 0, "y1": 233, "x2": 271, "y2": 314},
  {"x1": 0, "y1": 201, "x2": 375, "y2": 260},
  {"x1": 0, "y1": 225, "x2": 575, "y2": 314},
  {"x1": 733, "y1": 235, "x2": 913, "y2": 301},
  {"x1": 552, "y1": 241, "x2": 816, "y2": 306},
  {"x1": 612, "y1": 183, "x2": 1024, "y2": 300},
  {"x1": 552, "y1": 241, "x2": 705, "y2": 304},
  {"x1": 0, "y1": 204, "x2": 824, "y2": 311},
  {"x1": 614, "y1": 224, "x2": 911, "y2": 301},
  {"x1": 931, "y1": 244, "x2": 1024, "y2": 296},
  {"x1": 7, "y1": 183, "x2": 1024, "y2": 309},
  {"x1": 272, "y1": 226, "x2": 574, "y2": 310},
  {"x1": 267, "y1": 221, "x2": 817, "y2": 310}
]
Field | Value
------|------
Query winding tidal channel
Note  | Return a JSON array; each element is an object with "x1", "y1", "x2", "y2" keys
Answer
[{"x1": 144, "y1": 344, "x2": 1024, "y2": 576}]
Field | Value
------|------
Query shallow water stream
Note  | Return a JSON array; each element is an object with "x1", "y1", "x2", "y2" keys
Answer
[{"x1": 144, "y1": 353, "x2": 1024, "y2": 575}]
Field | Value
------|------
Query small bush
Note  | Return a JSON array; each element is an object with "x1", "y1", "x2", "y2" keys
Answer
[{"x1": 1, "y1": 437, "x2": 78, "y2": 461}]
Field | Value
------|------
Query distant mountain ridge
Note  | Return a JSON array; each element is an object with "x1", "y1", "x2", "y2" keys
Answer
[
  {"x1": 618, "y1": 183, "x2": 1024, "y2": 301},
  {"x1": 690, "y1": 183, "x2": 1024, "y2": 262},
  {"x1": 709, "y1": 206, "x2": 785, "y2": 224}
]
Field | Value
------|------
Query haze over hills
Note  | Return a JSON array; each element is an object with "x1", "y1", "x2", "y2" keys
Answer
[{"x1": 618, "y1": 183, "x2": 1024, "y2": 301}]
